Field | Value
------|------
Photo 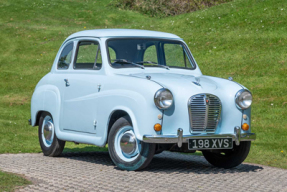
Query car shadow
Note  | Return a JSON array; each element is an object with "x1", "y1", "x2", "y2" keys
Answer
[{"x1": 60, "y1": 150, "x2": 263, "y2": 174}]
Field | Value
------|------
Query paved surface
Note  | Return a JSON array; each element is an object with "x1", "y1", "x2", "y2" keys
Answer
[{"x1": 0, "y1": 151, "x2": 287, "y2": 192}]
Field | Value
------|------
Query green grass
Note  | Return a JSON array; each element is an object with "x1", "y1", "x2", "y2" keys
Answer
[
  {"x1": 0, "y1": 171, "x2": 31, "y2": 191},
  {"x1": 0, "y1": 0, "x2": 286, "y2": 173}
]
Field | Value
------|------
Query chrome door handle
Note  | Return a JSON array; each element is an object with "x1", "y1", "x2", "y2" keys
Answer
[{"x1": 64, "y1": 79, "x2": 70, "y2": 87}]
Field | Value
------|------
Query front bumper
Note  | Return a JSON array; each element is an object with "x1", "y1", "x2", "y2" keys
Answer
[{"x1": 143, "y1": 127, "x2": 256, "y2": 147}]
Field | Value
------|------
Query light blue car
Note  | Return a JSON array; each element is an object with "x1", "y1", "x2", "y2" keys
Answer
[{"x1": 30, "y1": 29, "x2": 256, "y2": 170}]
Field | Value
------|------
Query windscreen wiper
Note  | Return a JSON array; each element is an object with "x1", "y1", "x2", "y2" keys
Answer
[
  {"x1": 136, "y1": 61, "x2": 169, "y2": 70},
  {"x1": 113, "y1": 59, "x2": 145, "y2": 69}
]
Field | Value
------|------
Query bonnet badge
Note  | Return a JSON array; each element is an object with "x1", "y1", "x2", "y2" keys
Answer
[
  {"x1": 192, "y1": 77, "x2": 201, "y2": 86},
  {"x1": 192, "y1": 81, "x2": 201, "y2": 86}
]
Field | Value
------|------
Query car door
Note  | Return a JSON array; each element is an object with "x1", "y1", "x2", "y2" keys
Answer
[{"x1": 60, "y1": 39, "x2": 103, "y2": 134}]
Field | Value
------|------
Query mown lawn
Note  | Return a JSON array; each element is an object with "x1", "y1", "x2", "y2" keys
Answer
[
  {"x1": 0, "y1": 171, "x2": 31, "y2": 191},
  {"x1": 0, "y1": 0, "x2": 286, "y2": 178}
]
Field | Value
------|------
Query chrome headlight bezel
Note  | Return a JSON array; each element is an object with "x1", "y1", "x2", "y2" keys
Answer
[
  {"x1": 235, "y1": 89, "x2": 252, "y2": 110},
  {"x1": 154, "y1": 88, "x2": 173, "y2": 110}
]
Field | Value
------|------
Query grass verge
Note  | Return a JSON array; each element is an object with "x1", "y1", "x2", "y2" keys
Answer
[{"x1": 0, "y1": 171, "x2": 31, "y2": 192}]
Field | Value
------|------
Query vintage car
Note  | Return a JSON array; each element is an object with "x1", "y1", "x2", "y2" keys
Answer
[{"x1": 30, "y1": 29, "x2": 256, "y2": 171}]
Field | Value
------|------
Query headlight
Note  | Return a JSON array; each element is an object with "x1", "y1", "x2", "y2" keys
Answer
[
  {"x1": 235, "y1": 89, "x2": 252, "y2": 109},
  {"x1": 154, "y1": 88, "x2": 173, "y2": 109}
]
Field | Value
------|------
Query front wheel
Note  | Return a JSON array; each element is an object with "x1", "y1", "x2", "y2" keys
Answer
[
  {"x1": 108, "y1": 116, "x2": 155, "y2": 171},
  {"x1": 202, "y1": 141, "x2": 251, "y2": 169},
  {"x1": 38, "y1": 112, "x2": 66, "y2": 157}
]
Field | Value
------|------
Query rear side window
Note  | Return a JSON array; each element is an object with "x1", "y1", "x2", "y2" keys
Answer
[
  {"x1": 58, "y1": 42, "x2": 74, "y2": 70},
  {"x1": 74, "y1": 41, "x2": 102, "y2": 70}
]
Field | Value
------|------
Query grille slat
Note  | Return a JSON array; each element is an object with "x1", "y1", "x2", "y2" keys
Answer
[{"x1": 188, "y1": 94, "x2": 221, "y2": 132}]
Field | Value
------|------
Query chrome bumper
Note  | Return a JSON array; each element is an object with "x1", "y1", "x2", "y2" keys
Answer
[{"x1": 143, "y1": 127, "x2": 256, "y2": 147}]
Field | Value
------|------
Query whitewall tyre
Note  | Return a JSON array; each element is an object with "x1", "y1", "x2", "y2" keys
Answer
[
  {"x1": 108, "y1": 116, "x2": 155, "y2": 171},
  {"x1": 38, "y1": 112, "x2": 65, "y2": 157}
]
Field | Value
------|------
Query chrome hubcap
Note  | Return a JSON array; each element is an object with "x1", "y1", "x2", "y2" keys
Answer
[
  {"x1": 120, "y1": 132, "x2": 137, "y2": 155},
  {"x1": 41, "y1": 116, "x2": 54, "y2": 147},
  {"x1": 114, "y1": 126, "x2": 141, "y2": 162},
  {"x1": 44, "y1": 121, "x2": 53, "y2": 141}
]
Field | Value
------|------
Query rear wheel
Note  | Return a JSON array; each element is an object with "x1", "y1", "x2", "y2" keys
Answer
[
  {"x1": 108, "y1": 116, "x2": 155, "y2": 171},
  {"x1": 38, "y1": 112, "x2": 65, "y2": 157},
  {"x1": 202, "y1": 141, "x2": 251, "y2": 168}
]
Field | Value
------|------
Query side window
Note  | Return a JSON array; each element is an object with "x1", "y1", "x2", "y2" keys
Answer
[
  {"x1": 143, "y1": 45, "x2": 158, "y2": 63},
  {"x1": 164, "y1": 44, "x2": 192, "y2": 68},
  {"x1": 58, "y1": 42, "x2": 74, "y2": 70},
  {"x1": 74, "y1": 41, "x2": 102, "y2": 70},
  {"x1": 108, "y1": 47, "x2": 116, "y2": 61}
]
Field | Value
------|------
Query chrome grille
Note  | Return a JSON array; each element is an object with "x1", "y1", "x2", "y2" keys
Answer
[{"x1": 188, "y1": 94, "x2": 221, "y2": 132}]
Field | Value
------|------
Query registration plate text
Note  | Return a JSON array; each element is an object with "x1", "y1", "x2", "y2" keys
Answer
[{"x1": 188, "y1": 138, "x2": 233, "y2": 150}]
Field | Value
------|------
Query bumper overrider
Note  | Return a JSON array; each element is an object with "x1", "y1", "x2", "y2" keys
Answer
[{"x1": 143, "y1": 126, "x2": 256, "y2": 148}]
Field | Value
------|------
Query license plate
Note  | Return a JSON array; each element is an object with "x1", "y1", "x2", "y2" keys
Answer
[{"x1": 188, "y1": 138, "x2": 233, "y2": 150}]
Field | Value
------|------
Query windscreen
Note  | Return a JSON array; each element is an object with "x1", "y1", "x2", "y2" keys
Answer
[{"x1": 107, "y1": 38, "x2": 195, "y2": 69}]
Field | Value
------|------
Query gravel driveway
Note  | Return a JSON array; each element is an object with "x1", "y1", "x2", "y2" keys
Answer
[{"x1": 0, "y1": 151, "x2": 286, "y2": 192}]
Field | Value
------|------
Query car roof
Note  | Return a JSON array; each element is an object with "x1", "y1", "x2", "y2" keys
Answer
[{"x1": 65, "y1": 29, "x2": 182, "y2": 41}]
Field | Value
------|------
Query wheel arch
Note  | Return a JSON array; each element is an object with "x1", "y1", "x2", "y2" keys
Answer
[
  {"x1": 34, "y1": 110, "x2": 45, "y2": 126},
  {"x1": 101, "y1": 101, "x2": 162, "y2": 145},
  {"x1": 105, "y1": 108, "x2": 139, "y2": 144},
  {"x1": 31, "y1": 84, "x2": 61, "y2": 127},
  {"x1": 107, "y1": 110, "x2": 131, "y2": 142}
]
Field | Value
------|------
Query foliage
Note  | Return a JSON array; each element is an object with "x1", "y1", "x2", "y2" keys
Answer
[{"x1": 110, "y1": 0, "x2": 232, "y2": 17}]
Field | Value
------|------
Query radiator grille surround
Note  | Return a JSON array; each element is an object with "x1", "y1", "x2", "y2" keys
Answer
[{"x1": 188, "y1": 94, "x2": 222, "y2": 132}]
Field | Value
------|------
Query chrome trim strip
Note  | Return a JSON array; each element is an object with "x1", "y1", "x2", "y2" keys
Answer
[
  {"x1": 204, "y1": 94, "x2": 209, "y2": 129},
  {"x1": 63, "y1": 128, "x2": 97, "y2": 135},
  {"x1": 142, "y1": 127, "x2": 256, "y2": 144}
]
